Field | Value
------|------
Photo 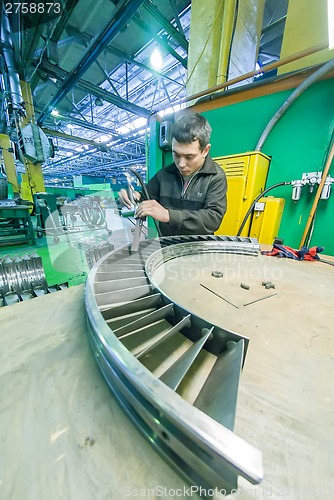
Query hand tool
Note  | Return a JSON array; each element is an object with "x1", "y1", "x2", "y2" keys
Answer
[{"x1": 124, "y1": 172, "x2": 145, "y2": 252}]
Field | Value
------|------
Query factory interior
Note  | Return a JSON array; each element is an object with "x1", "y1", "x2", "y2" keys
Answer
[{"x1": 1, "y1": 0, "x2": 334, "y2": 498}]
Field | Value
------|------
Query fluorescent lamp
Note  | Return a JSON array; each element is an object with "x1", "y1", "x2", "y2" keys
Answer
[{"x1": 150, "y1": 49, "x2": 163, "y2": 69}]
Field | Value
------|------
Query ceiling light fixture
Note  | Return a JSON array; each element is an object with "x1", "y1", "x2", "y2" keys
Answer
[
  {"x1": 94, "y1": 97, "x2": 103, "y2": 106},
  {"x1": 150, "y1": 49, "x2": 163, "y2": 69}
]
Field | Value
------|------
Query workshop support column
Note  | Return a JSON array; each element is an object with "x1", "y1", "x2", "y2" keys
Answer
[
  {"x1": 186, "y1": 0, "x2": 265, "y2": 98},
  {"x1": 0, "y1": 134, "x2": 20, "y2": 196},
  {"x1": 20, "y1": 81, "x2": 45, "y2": 202},
  {"x1": 278, "y1": 0, "x2": 332, "y2": 74},
  {"x1": 227, "y1": 0, "x2": 265, "y2": 86}
]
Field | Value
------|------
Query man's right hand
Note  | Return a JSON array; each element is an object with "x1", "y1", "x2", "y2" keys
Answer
[{"x1": 117, "y1": 188, "x2": 140, "y2": 209}]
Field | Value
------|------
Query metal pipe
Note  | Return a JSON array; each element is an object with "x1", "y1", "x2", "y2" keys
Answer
[
  {"x1": 187, "y1": 42, "x2": 329, "y2": 102},
  {"x1": 0, "y1": 4, "x2": 25, "y2": 113}
]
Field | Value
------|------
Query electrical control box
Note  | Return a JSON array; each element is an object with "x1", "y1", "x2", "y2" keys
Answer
[
  {"x1": 159, "y1": 121, "x2": 173, "y2": 150},
  {"x1": 249, "y1": 196, "x2": 285, "y2": 245},
  {"x1": 214, "y1": 151, "x2": 271, "y2": 236}
]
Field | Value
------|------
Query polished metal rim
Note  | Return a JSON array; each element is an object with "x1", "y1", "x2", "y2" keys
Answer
[{"x1": 85, "y1": 235, "x2": 263, "y2": 494}]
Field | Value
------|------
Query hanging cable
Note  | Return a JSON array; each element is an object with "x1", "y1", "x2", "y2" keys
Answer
[
  {"x1": 130, "y1": 168, "x2": 162, "y2": 237},
  {"x1": 237, "y1": 181, "x2": 291, "y2": 236},
  {"x1": 224, "y1": 0, "x2": 239, "y2": 86}
]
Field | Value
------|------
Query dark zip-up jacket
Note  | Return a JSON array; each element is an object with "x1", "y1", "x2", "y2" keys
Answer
[{"x1": 146, "y1": 155, "x2": 227, "y2": 236}]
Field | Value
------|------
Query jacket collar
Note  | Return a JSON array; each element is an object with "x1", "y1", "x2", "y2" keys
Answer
[{"x1": 165, "y1": 155, "x2": 217, "y2": 175}]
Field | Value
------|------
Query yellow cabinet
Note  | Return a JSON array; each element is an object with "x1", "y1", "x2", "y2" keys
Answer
[{"x1": 214, "y1": 151, "x2": 270, "y2": 236}]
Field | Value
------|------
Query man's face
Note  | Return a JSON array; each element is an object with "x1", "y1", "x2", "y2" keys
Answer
[{"x1": 172, "y1": 139, "x2": 211, "y2": 176}]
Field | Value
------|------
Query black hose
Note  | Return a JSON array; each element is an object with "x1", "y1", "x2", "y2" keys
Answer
[
  {"x1": 255, "y1": 58, "x2": 334, "y2": 151},
  {"x1": 236, "y1": 181, "x2": 291, "y2": 236},
  {"x1": 130, "y1": 168, "x2": 163, "y2": 237}
]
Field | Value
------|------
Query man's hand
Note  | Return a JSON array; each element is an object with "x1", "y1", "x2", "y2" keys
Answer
[
  {"x1": 117, "y1": 188, "x2": 140, "y2": 209},
  {"x1": 136, "y1": 199, "x2": 170, "y2": 223}
]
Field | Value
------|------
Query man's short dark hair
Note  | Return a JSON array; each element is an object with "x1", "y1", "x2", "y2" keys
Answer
[{"x1": 172, "y1": 112, "x2": 212, "y2": 151}]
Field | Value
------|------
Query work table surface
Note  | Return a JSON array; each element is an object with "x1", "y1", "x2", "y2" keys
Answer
[{"x1": 1, "y1": 253, "x2": 333, "y2": 499}]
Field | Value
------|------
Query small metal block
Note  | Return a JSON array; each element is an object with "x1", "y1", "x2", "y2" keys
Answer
[{"x1": 211, "y1": 271, "x2": 224, "y2": 278}]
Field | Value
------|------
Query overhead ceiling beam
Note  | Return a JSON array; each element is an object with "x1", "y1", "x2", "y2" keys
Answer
[
  {"x1": 50, "y1": 0, "x2": 80, "y2": 41},
  {"x1": 168, "y1": 0, "x2": 186, "y2": 37},
  {"x1": 133, "y1": 15, "x2": 187, "y2": 68},
  {"x1": 142, "y1": 1, "x2": 188, "y2": 52},
  {"x1": 20, "y1": 21, "x2": 45, "y2": 76},
  {"x1": 37, "y1": 0, "x2": 147, "y2": 125},
  {"x1": 36, "y1": 60, "x2": 149, "y2": 117},
  {"x1": 65, "y1": 24, "x2": 183, "y2": 86},
  {"x1": 42, "y1": 127, "x2": 107, "y2": 149},
  {"x1": 44, "y1": 112, "x2": 145, "y2": 146},
  {"x1": 77, "y1": 80, "x2": 149, "y2": 117},
  {"x1": 22, "y1": 0, "x2": 79, "y2": 79},
  {"x1": 68, "y1": 156, "x2": 146, "y2": 175},
  {"x1": 43, "y1": 128, "x2": 143, "y2": 163},
  {"x1": 48, "y1": 114, "x2": 116, "y2": 135},
  {"x1": 261, "y1": 16, "x2": 286, "y2": 35},
  {"x1": 94, "y1": 60, "x2": 122, "y2": 98},
  {"x1": 259, "y1": 37, "x2": 283, "y2": 51}
]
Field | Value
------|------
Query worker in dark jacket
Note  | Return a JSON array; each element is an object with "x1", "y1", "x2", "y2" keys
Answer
[{"x1": 119, "y1": 112, "x2": 227, "y2": 236}]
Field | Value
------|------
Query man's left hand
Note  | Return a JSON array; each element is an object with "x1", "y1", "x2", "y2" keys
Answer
[{"x1": 136, "y1": 200, "x2": 170, "y2": 223}]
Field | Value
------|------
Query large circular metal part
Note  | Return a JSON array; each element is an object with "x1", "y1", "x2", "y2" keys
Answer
[{"x1": 85, "y1": 235, "x2": 263, "y2": 494}]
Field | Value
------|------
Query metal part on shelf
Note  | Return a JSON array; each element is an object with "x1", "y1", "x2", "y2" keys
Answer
[
  {"x1": 78, "y1": 241, "x2": 115, "y2": 269},
  {"x1": 85, "y1": 235, "x2": 263, "y2": 494},
  {"x1": 34, "y1": 194, "x2": 112, "y2": 243},
  {"x1": 60, "y1": 197, "x2": 109, "y2": 231},
  {"x1": 0, "y1": 253, "x2": 68, "y2": 306}
]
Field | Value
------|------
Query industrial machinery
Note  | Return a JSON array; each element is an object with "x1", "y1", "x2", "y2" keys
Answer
[
  {"x1": 0, "y1": 138, "x2": 36, "y2": 246},
  {"x1": 85, "y1": 235, "x2": 264, "y2": 495},
  {"x1": 0, "y1": 4, "x2": 54, "y2": 222}
]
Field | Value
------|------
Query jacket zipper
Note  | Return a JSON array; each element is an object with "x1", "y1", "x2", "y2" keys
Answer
[{"x1": 177, "y1": 171, "x2": 199, "y2": 198}]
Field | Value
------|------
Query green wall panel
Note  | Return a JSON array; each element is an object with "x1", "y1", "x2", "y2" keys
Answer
[{"x1": 202, "y1": 78, "x2": 334, "y2": 255}]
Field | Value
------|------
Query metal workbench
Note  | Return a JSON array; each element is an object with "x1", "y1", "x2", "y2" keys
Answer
[{"x1": 0, "y1": 204, "x2": 35, "y2": 246}]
